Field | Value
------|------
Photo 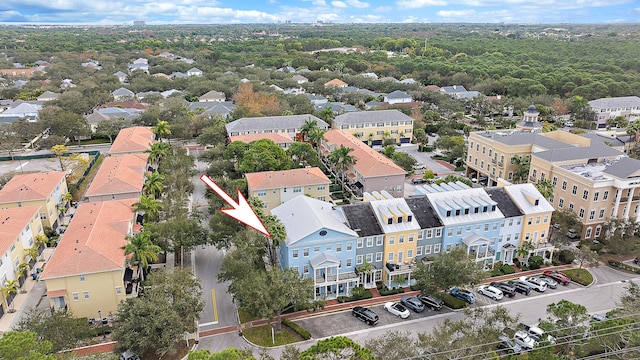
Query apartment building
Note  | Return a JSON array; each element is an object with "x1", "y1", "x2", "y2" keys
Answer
[
  {"x1": 39, "y1": 199, "x2": 137, "y2": 318},
  {"x1": 109, "y1": 126, "x2": 154, "y2": 155},
  {"x1": 0, "y1": 206, "x2": 46, "y2": 315},
  {"x1": 0, "y1": 172, "x2": 69, "y2": 230},
  {"x1": 332, "y1": 109, "x2": 414, "y2": 146},
  {"x1": 228, "y1": 132, "x2": 294, "y2": 149},
  {"x1": 225, "y1": 114, "x2": 329, "y2": 139},
  {"x1": 589, "y1": 96, "x2": 640, "y2": 128},
  {"x1": 85, "y1": 153, "x2": 149, "y2": 202},
  {"x1": 246, "y1": 167, "x2": 331, "y2": 213},
  {"x1": 320, "y1": 130, "x2": 407, "y2": 197}
]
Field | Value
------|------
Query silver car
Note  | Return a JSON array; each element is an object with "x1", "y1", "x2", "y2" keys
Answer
[{"x1": 535, "y1": 275, "x2": 558, "y2": 289}]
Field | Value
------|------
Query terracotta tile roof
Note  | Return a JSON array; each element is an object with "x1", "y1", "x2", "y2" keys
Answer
[
  {"x1": 47, "y1": 289, "x2": 67, "y2": 298},
  {"x1": 0, "y1": 172, "x2": 66, "y2": 203},
  {"x1": 246, "y1": 167, "x2": 330, "y2": 190},
  {"x1": 324, "y1": 79, "x2": 348, "y2": 87},
  {"x1": 0, "y1": 206, "x2": 40, "y2": 254},
  {"x1": 85, "y1": 154, "x2": 149, "y2": 198},
  {"x1": 229, "y1": 132, "x2": 294, "y2": 145},
  {"x1": 109, "y1": 126, "x2": 154, "y2": 154},
  {"x1": 39, "y1": 199, "x2": 136, "y2": 279},
  {"x1": 322, "y1": 130, "x2": 406, "y2": 178}
]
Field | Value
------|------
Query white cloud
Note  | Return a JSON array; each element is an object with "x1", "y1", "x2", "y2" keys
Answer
[
  {"x1": 436, "y1": 9, "x2": 476, "y2": 19},
  {"x1": 346, "y1": 0, "x2": 369, "y2": 9},
  {"x1": 312, "y1": 0, "x2": 327, "y2": 5},
  {"x1": 331, "y1": 1, "x2": 347, "y2": 8},
  {"x1": 396, "y1": 0, "x2": 447, "y2": 10}
]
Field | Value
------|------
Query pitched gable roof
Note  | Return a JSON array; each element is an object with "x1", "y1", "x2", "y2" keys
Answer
[
  {"x1": 0, "y1": 206, "x2": 40, "y2": 254},
  {"x1": 324, "y1": 79, "x2": 348, "y2": 87},
  {"x1": 112, "y1": 87, "x2": 134, "y2": 97},
  {"x1": 85, "y1": 153, "x2": 149, "y2": 198},
  {"x1": 333, "y1": 109, "x2": 413, "y2": 126},
  {"x1": 39, "y1": 199, "x2": 135, "y2": 279},
  {"x1": 0, "y1": 172, "x2": 66, "y2": 203},
  {"x1": 109, "y1": 126, "x2": 154, "y2": 154},
  {"x1": 246, "y1": 167, "x2": 330, "y2": 191},
  {"x1": 226, "y1": 114, "x2": 328, "y2": 134},
  {"x1": 272, "y1": 196, "x2": 357, "y2": 246},
  {"x1": 199, "y1": 90, "x2": 225, "y2": 101},
  {"x1": 229, "y1": 132, "x2": 294, "y2": 145},
  {"x1": 322, "y1": 130, "x2": 406, "y2": 177}
]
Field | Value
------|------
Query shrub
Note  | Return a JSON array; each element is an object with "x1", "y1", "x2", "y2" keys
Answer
[
  {"x1": 561, "y1": 269, "x2": 593, "y2": 286},
  {"x1": 591, "y1": 243, "x2": 604, "y2": 253},
  {"x1": 282, "y1": 318, "x2": 311, "y2": 340},
  {"x1": 528, "y1": 256, "x2": 544, "y2": 270},
  {"x1": 608, "y1": 260, "x2": 640, "y2": 275},
  {"x1": 500, "y1": 264, "x2": 516, "y2": 275},
  {"x1": 434, "y1": 292, "x2": 467, "y2": 309},
  {"x1": 336, "y1": 288, "x2": 373, "y2": 303},
  {"x1": 379, "y1": 286, "x2": 405, "y2": 296},
  {"x1": 559, "y1": 250, "x2": 575, "y2": 264}
]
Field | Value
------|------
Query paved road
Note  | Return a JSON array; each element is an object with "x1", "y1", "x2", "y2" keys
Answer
[
  {"x1": 195, "y1": 267, "x2": 640, "y2": 357},
  {"x1": 395, "y1": 144, "x2": 453, "y2": 177}
]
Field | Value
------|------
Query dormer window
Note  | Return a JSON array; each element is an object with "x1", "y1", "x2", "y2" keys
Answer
[
  {"x1": 534, "y1": 199, "x2": 539, "y2": 205},
  {"x1": 446, "y1": 210, "x2": 451, "y2": 217},
  {"x1": 387, "y1": 218, "x2": 393, "y2": 224},
  {"x1": 407, "y1": 215, "x2": 412, "y2": 222},
  {"x1": 474, "y1": 207, "x2": 479, "y2": 214},
  {"x1": 455, "y1": 209, "x2": 460, "y2": 216},
  {"x1": 464, "y1": 209, "x2": 469, "y2": 215},
  {"x1": 397, "y1": 216, "x2": 403, "y2": 223},
  {"x1": 483, "y1": 206, "x2": 488, "y2": 213},
  {"x1": 491, "y1": 205, "x2": 496, "y2": 211}
]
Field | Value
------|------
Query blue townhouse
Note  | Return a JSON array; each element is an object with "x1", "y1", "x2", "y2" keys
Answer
[
  {"x1": 272, "y1": 195, "x2": 359, "y2": 300},
  {"x1": 486, "y1": 187, "x2": 525, "y2": 264}
]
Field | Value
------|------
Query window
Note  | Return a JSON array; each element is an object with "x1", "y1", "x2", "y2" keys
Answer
[
  {"x1": 72, "y1": 293, "x2": 79, "y2": 301},
  {"x1": 552, "y1": 177, "x2": 557, "y2": 186},
  {"x1": 595, "y1": 226, "x2": 602, "y2": 237},
  {"x1": 408, "y1": 234, "x2": 414, "y2": 242},
  {"x1": 356, "y1": 255, "x2": 363, "y2": 265},
  {"x1": 293, "y1": 186, "x2": 302, "y2": 193},
  {"x1": 83, "y1": 291, "x2": 90, "y2": 300},
  {"x1": 389, "y1": 236, "x2": 395, "y2": 245},
  {"x1": 543, "y1": 215, "x2": 549, "y2": 223},
  {"x1": 346, "y1": 259, "x2": 352, "y2": 267},
  {"x1": 562, "y1": 181, "x2": 567, "y2": 190},
  {"x1": 446, "y1": 244, "x2": 452, "y2": 252},
  {"x1": 589, "y1": 210, "x2": 595, "y2": 220},
  {"x1": 303, "y1": 265, "x2": 309, "y2": 274},
  {"x1": 388, "y1": 253, "x2": 394, "y2": 261},
  {"x1": 314, "y1": 246, "x2": 320, "y2": 252},
  {"x1": 456, "y1": 227, "x2": 462, "y2": 235},
  {"x1": 80, "y1": 275, "x2": 85, "y2": 282},
  {"x1": 582, "y1": 190, "x2": 589, "y2": 200},
  {"x1": 585, "y1": 227, "x2": 592, "y2": 238},
  {"x1": 408, "y1": 250, "x2": 413, "y2": 258},
  {"x1": 357, "y1": 239, "x2": 363, "y2": 248},
  {"x1": 336, "y1": 244, "x2": 342, "y2": 253},
  {"x1": 508, "y1": 172, "x2": 513, "y2": 180},
  {"x1": 603, "y1": 191, "x2": 609, "y2": 200},
  {"x1": 376, "y1": 237, "x2": 383, "y2": 246},
  {"x1": 569, "y1": 203, "x2": 574, "y2": 210},
  {"x1": 399, "y1": 235, "x2": 405, "y2": 244},
  {"x1": 572, "y1": 185, "x2": 578, "y2": 195},
  {"x1": 527, "y1": 217, "x2": 532, "y2": 225},
  {"x1": 367, "y1": 238, "x2": 373, "y2": 247},
  {"x1": 326, "y1": 245, "x2": 331, "y2": 251},
  {"x1": 599, "y1": 209, "x2": 605, "y2": 218},
  {"x1": 593, "y1": 192, "x2": 599, "y2": 201},
  {"x1": 447, "y1": 229, "x2": 453, "y2": 237},
  {"x1": 423, "y1": 245, "x2": 431, "y2": 254},
  {"x1": 304, "y1": 248, "x2": 309, "y2": 256},
  {"x1": 484, "y1": 224, "x2": 489, "y2": 231},
  {"x1": 435, "y1": 229, "x2": 442, "y2": 237},
  {"x1": 346, "y1": 243, "x2": 352, "y2": 251},
  {"x1": 292, "y1": 250, "x2": 299, "y2": 258},
  {"x1": 579, "y1": 208, "x2": 585, "y2": 218},
  {"x1": 559, "y1": 198, "x2": 564, "y2": 207},
  {"x1": 317, "y1": 184, "x2": 325, "y2": 190},
  {"x1": 426, "y1": 229, "x2": 433, "y2": 238},
  {"x1": 434, "y1": 244, "x2": 441, "y2": 253},
  {"x1": 366, "y1": 253, "x2": 373, "y2": 262},
  {"x1": 509, "y1": 219, "x2": 513, "y2": 226},
  {"x1": 536, "y1": 216, "x2": 541, "y2": 224},
  {"x1": 257, "y1": 190, "x2": 266, "y2": 196},
  {"x1": 376, "y1": 252, "x2": 383, "y2": 262},
  {"x1": 292, "y1": 266, "x2": 299, "y2": 273}
]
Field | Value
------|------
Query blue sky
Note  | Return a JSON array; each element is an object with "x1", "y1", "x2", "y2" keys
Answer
[{"x1": 0, "y1": 0, "x2": 638, "y2": 24}]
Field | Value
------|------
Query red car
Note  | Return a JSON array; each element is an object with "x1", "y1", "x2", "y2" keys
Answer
[{"x1": 543, "y1": 270, "x2": 571, "y2": 285}]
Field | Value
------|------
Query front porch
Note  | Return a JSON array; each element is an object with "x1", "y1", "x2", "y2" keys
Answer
[
  {"x1": 463, "y1": 233, "x2": 496, "y2": 266},
  {"x1": 383, "y1": 261, "x2": 416, "y2": 289},
  {"x1": 531, "y1": 242, "x2": 555, "y2": 264},
  {"x1": 311, "y1": 253, "x2": 360, "y2": 300}
]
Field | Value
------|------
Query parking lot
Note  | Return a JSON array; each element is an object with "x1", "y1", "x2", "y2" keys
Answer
[{"x1": 293, "y1": 280, "x2": 583, "y2": 339}]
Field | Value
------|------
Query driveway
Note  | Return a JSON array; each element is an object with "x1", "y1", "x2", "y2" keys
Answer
[{"x1": 395, "y1": 144, "x2": 455, "y2": 177}]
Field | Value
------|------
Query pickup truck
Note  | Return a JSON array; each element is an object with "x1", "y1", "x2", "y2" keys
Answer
[{"x1": 518, "y1": 323, "x2": 556, "y2": 344}]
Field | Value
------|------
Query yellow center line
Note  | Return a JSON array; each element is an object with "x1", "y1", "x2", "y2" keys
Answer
[{"x1": 211, "y1": 289, "x2": 218, "y2": 322}]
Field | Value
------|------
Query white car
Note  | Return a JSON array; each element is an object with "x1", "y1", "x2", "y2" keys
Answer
[
  {"x1": 413, "y1": 163, "x2": 427, "y2": 170},
  {"x1": 519, "y1": 276, "x2": 548, "y2": 292},
  {"x1": 384, "y1": 302, "x2": 410, "y2": 319},
  {"x1": 478, "y1": 285, "x2": 504, "y2": 300},
  {"x1": 514, "y1": 330, "x2": 538, "y2": 350}
]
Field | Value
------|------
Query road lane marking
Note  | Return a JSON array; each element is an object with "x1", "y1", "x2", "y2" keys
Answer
[{"x1": 212, "y1": 289, "x2": 218, "y2": 322}]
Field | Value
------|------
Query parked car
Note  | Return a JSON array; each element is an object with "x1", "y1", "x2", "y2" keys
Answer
[
  {"x1": 490, "y1": 282, "x2": 516, "y2": 298},
  {"x1": 519, "y1": 276, "x2": 548, "y2": 292},
  {"x1": 519, "y1": 323, "x2": 556, "y2": 344},
  {"x1": 411, "y1": 178, "x2": 427, "y2": 184},
  {"x1": 478, "y1": 285, "x2": 504, "y2": 300},
  {"x1": 507, "y1": 280, "x2": 531, "y2": 295},
  {"x1": 567, "y1": 228, "x2": 578, "y2": 239},
  {"x1": 543, "y1": 270, "x2": 571, "y2": 285},
  {"x1": 419, "y1": 294, "x2": 445, "y2": 311},
  {"x1": 413, "y1": 163, "x2": 427, "y2": 170},
  {"x1": 497, "y1": 335, "x2": 523, "y2": 355},
  {"x1": 401, "y1": 296, "x2": 425, "y2": 313},
  {"x1": 533, "y1": 275, "x2": 558, "y2": 289},
  {"x1": 119, "y1": 350, "x2": 141, "y2": 360},
  {"x1": 514, "y1": 330, "x2": 538, "y2": 350},
  {"x1": 384, "y1": 302, "x2": 410, "y2": 318},
  {"x1": 352, "y1": 306, "x2": 379, "y2": 325},
  {"x1": 450, "y1": 288, "x2": 476, "y2": 304},
  {"x1": 591, "y1": 313, "x2": 606, "y2": 322}
]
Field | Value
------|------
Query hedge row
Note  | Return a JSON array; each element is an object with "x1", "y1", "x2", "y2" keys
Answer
[
  {"x1": 282, "y1": 318, "x2": 311, "y2": 340},
  {"x1": 379, "y1": 287, "x2": 405, "y2": 296},
  {"x1": 434, "y1": 292, "x2": 467, "y2": 310},
  {"x1": 336, "y1": 289, "x2": 373, "y2": 303},
  {"x1": 608, "y1": 260, "x2": 640, "y2": 275}
]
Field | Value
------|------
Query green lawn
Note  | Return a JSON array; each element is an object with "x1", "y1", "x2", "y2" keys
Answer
[
  {"x1": 242, "y1": 324, "x2": 302, "y2": 347},
  {"x1": 238, "y1": 309, "x2": 259, "y2": 324},
  {"x1": 561, "y1": 268, "x2": 593, "y2": 286}
]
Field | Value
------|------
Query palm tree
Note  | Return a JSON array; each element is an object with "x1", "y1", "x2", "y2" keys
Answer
[
  {"x1": 318, "y1": 107, "x2": 335, "y2": 124},
  {"x1": 511, "y1": 155, "x2": 530, "y2": 184},
  {"x1": 133, "y1": 194, "x2": 163, "y2": 223},
  {"x1": 308, "y1": 126, "x2": 326, "y2": 156},
  {"x1": 152, "y1": 120, "x2": 172, "y2": 143},
  {"x1": 146, "y1": 141, "x2": 170, "y2": 167},
  {"x1": 2, "y1": 279, "x2": 19, "y2": 312},
  {"x1": 535, "y1": 178, "x2": 554, "y2": 200},
  {"x1": 122, "y1": 230, "x2": 161, "y2": 282},
  {"x1": 299, "y1": 118, "x2": 319, "y2": 142},
  {"x1": 17, "y1": 262, "x2": 31, "y2": 280},
  {"x1": 25, "y1": 245, "x2": 39, "y2": 263},
  {"x1": 328, "y1": 145, "x2": 357, "y2": 194},
  {"x1": 143, "y1": 172, "x2": 165, "y2": 198},
  {"x1": 517, "y1": 241, "x2": 535, "y2": 265},
  {"x1": 33, "y1": 234, "x2": 48, "y2": 250}
]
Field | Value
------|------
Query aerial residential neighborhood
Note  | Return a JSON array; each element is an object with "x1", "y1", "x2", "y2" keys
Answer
[{"x1": 1, "y1": 21, "x2": 640, "y2": 359}]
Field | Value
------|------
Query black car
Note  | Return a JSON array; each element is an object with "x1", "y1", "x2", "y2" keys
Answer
[
  {"x1": 400, "y1": 296, "x2": 425, "y2": 313},
  {"x1": 419, "y1": 295, "x2": 444, "y2": 311},
  {"x1": 411, "y1": 178, "x2": 427, "y2": 184},
  {"x1": 507, "y1": 280, "x2": 531, "y2": 295},
  {"x1": 352, "y1": 306, "x2": 379, "y2": 325},
  {"x1": 490, "y1": 282, "x2": 517, "y2": 298}
]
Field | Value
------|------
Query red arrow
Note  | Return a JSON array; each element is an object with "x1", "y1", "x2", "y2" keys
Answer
[{"x1": 200, "y1": 174, "x2": 271, "y2": 238}]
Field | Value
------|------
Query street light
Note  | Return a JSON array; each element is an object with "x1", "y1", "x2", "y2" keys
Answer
[{"x1": 98, "y1": 310, "x2": 106, "y2": 341}]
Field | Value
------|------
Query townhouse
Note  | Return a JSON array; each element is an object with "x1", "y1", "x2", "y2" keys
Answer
[
  {"x1": 272, "y1": 196, "x2": 359, "y2": 300},
  {"x1": 332, "y1": 109, "x2": 415, "y2": 146},
  {"x1": 589, "y1": 96, "x2": 640, "y2": 128},
  {"x1": 39, "y1": 199, "x2": 137, "y2": 318},
  {"x1": 0, "y1": 172, "x2": 69, "y2": 231},
  {"x1": 229, "y1": 132, "x2": 294, "y2": 149},
  {"x1": 485, "y1": 187, "x2": 524, "y2": 264},
  {"x1": 246, "y1": 167, "x2": 331, "y2": 213},
  {"x1": 84, "y1": 153, "x2": 149, "y2": 202},
  {"x1": 0, "y1": 206, "x2": 46, "y2": 315},
  {"x1": 468, "y1": 125, "x2": 640, "y2": 240},
  {"x1": 109, "y1": 126, "x2": 154, "y2": 155},
  {"x1": 320, "y1": 130, "x2": 407, "y2": 197},
  {"x1": 225, "y1": 114, "x2": 329, "y2": 140}
]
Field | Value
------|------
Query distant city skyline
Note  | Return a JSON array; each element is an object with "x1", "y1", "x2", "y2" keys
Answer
[{"x1": 1, "y1": 0, "x2": 638, "y2": 25}]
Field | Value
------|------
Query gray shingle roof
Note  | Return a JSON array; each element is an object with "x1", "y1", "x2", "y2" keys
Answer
[
  {"x1": 385, "y1": 90, "x2": 411, "y2": 99},
  {"x1": 340, "y1": 202, "x2": 383, "y2": 237},
  {"x1": 485, "y1": 187, "x2": 523, "y2": 218},
  {"x1": 533, "y1": 142, "x2": 622, "y2": 162},
  {"x1": 588, "y1": 96, "x2": 640, "y2": 109},
  {"x1": 580, "y1": 133, "x2": 626, "y2": 147},
  {"x1": 333, "y1": 109, "x2": 413, "y2": 125},
  {"x1": 603, "y1": 157, "x2": 640, "y2": 179},
  {"x1": 405, "y1": 196, "x2": 443, "y2": 228},
  {"x1": 225, "y1": 114, "x2": 328, "y2": 133}
]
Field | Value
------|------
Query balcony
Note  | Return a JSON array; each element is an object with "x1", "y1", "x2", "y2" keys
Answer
[
  {"x1": 315, "y1": 271, "x2": 359, "y2": 285},
  {"x1": 529, "y1": 176, "x2": 536, "y2": 182},
  {"x1": 491, "y1": 158, "x2": 497, "y2": 164},
  {"x1": 498, "y1": 162, "x2": 504, "y2": 168}
]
